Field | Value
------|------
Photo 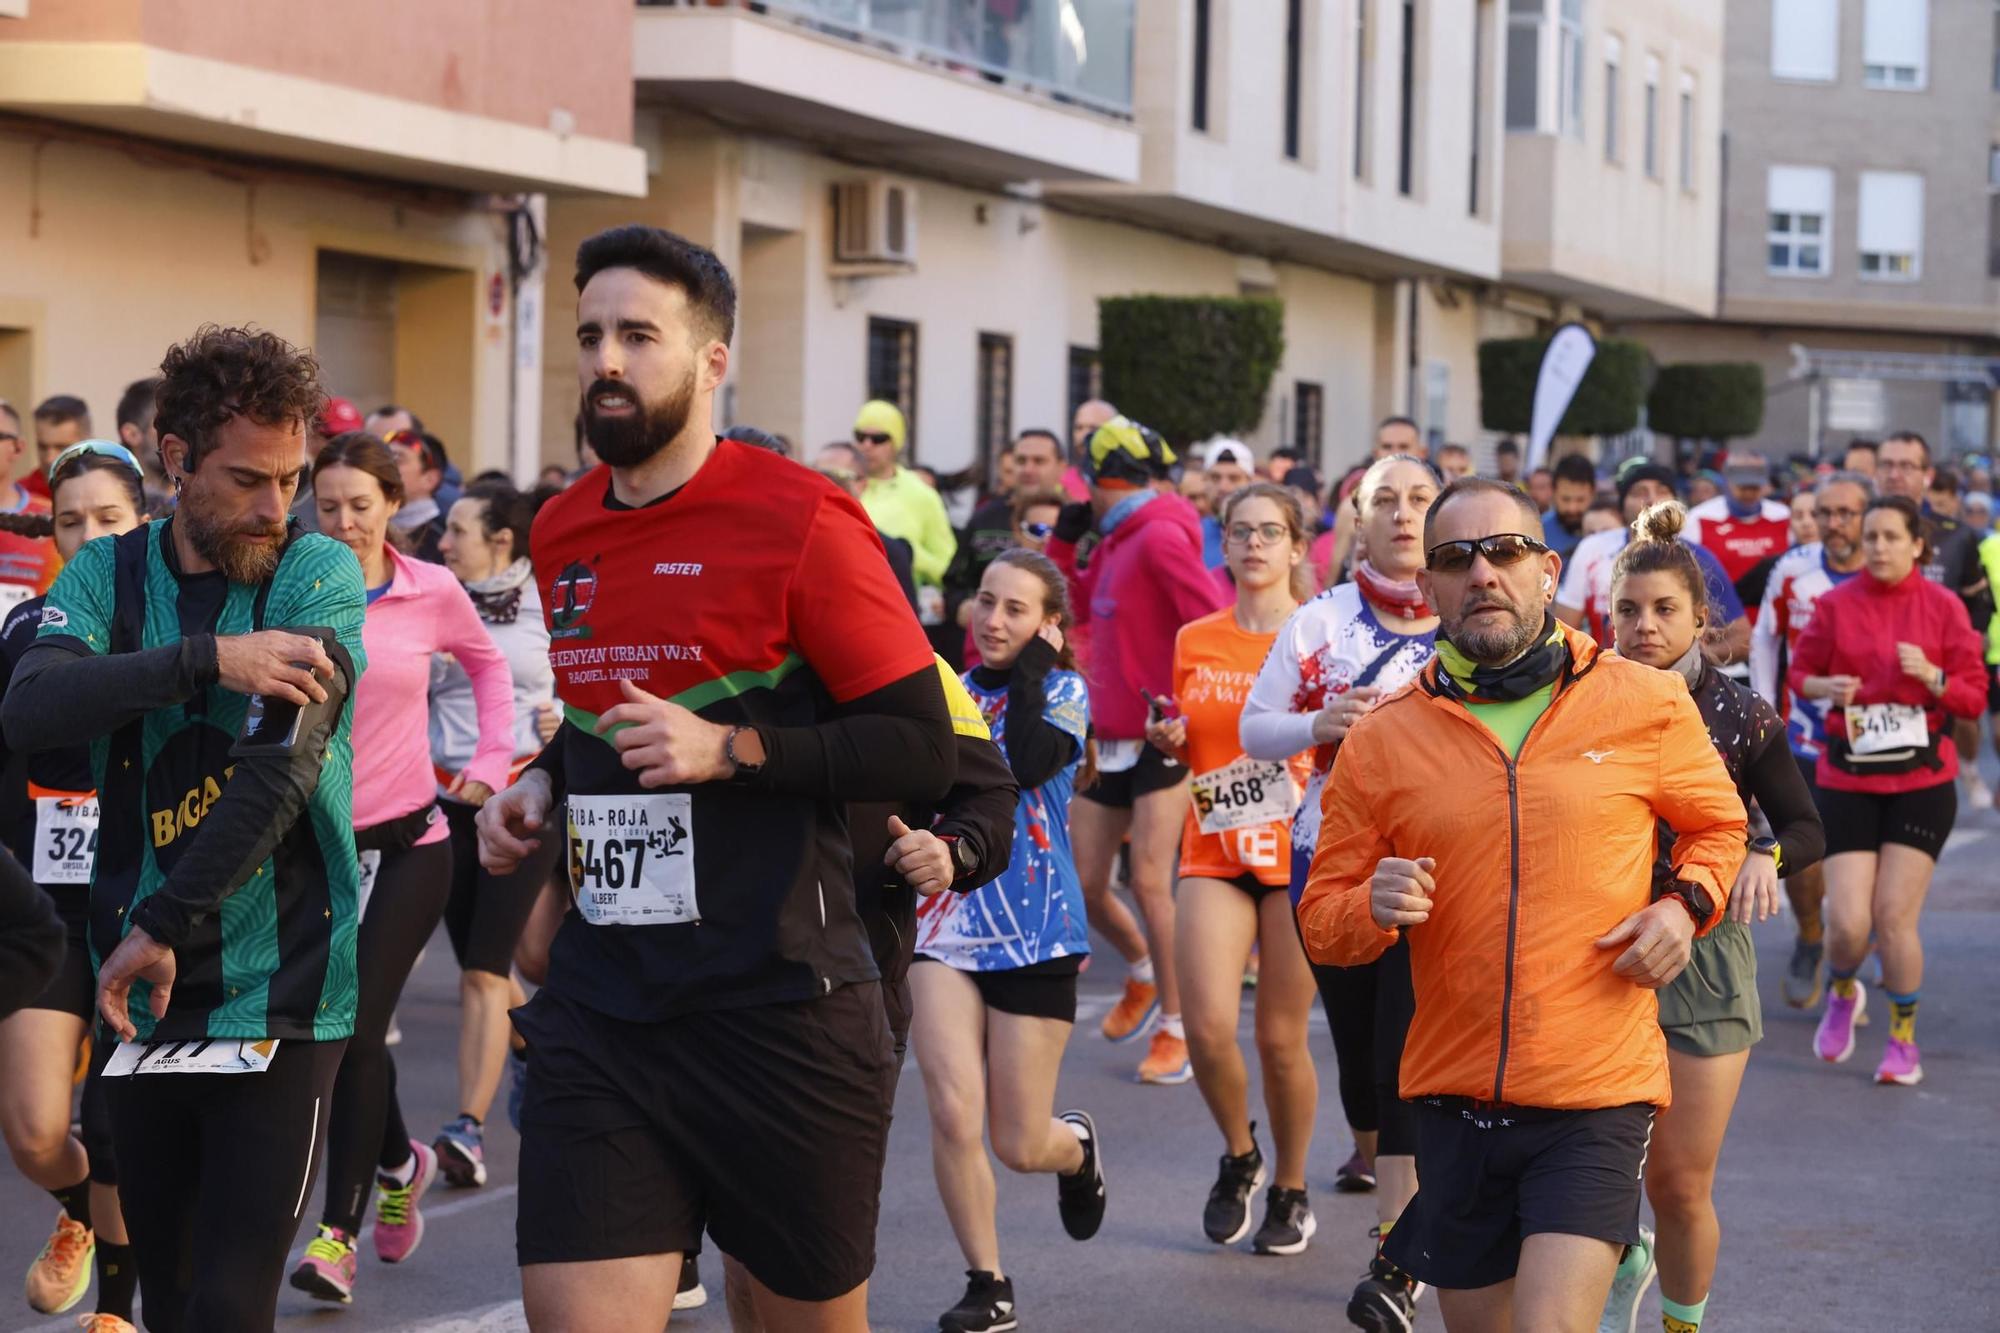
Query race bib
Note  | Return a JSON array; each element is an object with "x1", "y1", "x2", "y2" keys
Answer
[
  {"x1": 1189, "y1": 757, "x2": 1297, "y2": 835},
  {"x1": 355, "y1": 849, "x2": 382, "y2": 922},
  {"x1": 1846, "y1": 703, "x2": 1928, "y2": 757},
  {"x1": 102, "y1": 1038, "x2": 278, "y2": 1077},
  {"x1": 1097, "y1": 739, "x2": 1142, "y2": 774},
  {"x1": 568, "y1": 794, "x2": 697, "y2": 926},
  {"x1": 31, "y1": 795, "x2": 98, "y2": 886}
]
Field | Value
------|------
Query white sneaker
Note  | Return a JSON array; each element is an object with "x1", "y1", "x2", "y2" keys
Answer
[
  {"x1": 1597, "y1": 1224, "x2": 1656, "y2": 1333},
  {"x1": 1967, "y1": 777, "x2": 1994, "y2": 810}
]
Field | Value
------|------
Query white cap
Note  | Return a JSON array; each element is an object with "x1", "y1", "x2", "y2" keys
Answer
[{"x1": 1205, "y1": 438, "x2": 1254, "y2": 472}]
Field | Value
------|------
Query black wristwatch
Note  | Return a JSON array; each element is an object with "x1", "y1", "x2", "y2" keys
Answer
[
  {"x1": 1664, "y1": 878, "x2": 1715, "y2": 926},
  {"x1": 937, "y1": 834, "x2": 978, "y2": 881},
  {"x1": 723, "y1": 725, "x2": 764, "y2": 776}
]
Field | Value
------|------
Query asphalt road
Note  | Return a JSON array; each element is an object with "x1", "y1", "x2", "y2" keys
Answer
[{"x1": 4, "y1": 790, "x2": 1997, "y2": 1332}]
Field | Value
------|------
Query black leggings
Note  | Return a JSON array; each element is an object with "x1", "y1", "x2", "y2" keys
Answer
[
  {"x1": 105, "y1": 1037, "x2": 344, "y2": 1332},
  {"x1": 441, "y1": 798, "x2": 558, "y2": 977},
  {"x1": 1311, "y1": 935, "x2": 1417, "y2": 1157},
  {"x1": 322, "y1": 837, "x2": 452, "y2": 1235}
]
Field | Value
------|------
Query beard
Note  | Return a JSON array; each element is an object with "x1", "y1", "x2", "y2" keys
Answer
[
  {"x1": 581, "y1": 371, "x2": 695, "y2": 468},
  {"x1": 179, "y1": 490, "x2": 287, "y2": 585},
  {"x1": 1441, "y1": 590, "x2": 1543, "y2": 665}
]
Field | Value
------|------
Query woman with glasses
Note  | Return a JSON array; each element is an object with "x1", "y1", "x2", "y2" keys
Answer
[
  {"x1": 1141, "y1": 483, "x2": 1321, "y2": 1256},
  {"x1": 0, "y1": 440, "x2": 150, "y2": 1332},
  {"x1": 1239, "y1": 453, "x2": 1440, "y2": 1330}
]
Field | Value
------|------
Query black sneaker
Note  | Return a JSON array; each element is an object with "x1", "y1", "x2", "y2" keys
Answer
[
  {"x1": 1201, "y1": 1129, "x2": 1266, "y2": 1244},
  {"x1": 1346, "y1": 1231, "x2": 1424, "y2": 1332},
  {"x1": 940, "y1": 1269, "x2": 1017, "y2": 1332},
  {"x1": 1055, "y1": 1110, "x2": 1106, "y2": 1241},
  {"x1": 1250, "y1": 1184, "x2": 1315, "y2": 1256},
  {"x1": 1333, "y1": 1148, "x2": 1377, "y2": 1193}
]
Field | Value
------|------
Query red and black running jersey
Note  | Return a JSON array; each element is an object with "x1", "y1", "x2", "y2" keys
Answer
[{"x1": 531, "y1": 440, "x2": 935, "y2": 1021}]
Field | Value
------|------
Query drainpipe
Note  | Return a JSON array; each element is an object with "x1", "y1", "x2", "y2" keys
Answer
[{"x1": 507, "y1": 195, "x2": 548, "y2": 485}]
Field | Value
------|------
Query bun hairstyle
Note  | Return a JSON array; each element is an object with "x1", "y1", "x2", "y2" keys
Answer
[{"x1": 1611, "y1": 499, "x2": 1709, "y2": 623}]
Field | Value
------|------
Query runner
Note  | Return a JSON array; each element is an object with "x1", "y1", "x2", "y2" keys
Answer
[
  {"x1": 0, "y1": 442, "x2": 149, "y2": 1331},
  {"x1": 291, "y1": 432, "x2": 515, "y2": 1306},
  {"x1": 1749, "y1": 471, "x2": 1873, "y2": 1009},
  {"x1": 910, "y1": 549, "x2": 1104, "y2": 1332},
  {"x1": 1239, "y1": 455, "x2": 1440, "y2": 1327},
  {"x1": 0, "y1": 847, "x2": 61, "y2": 1020},
  {"x1": 476, "y1": 223, "x2": 954, "y2": 1331},
  {"x1": 1790, "y1": 495, "x2": 1984, "y2": 1086},
  {"x1": 1540, "y1": 454, "x2": 1597, "y2": 562},
  {"x1": 427, "y1": 481, "x2": 561, "y2": 1189},
  {"x1": 0, "y1": 325, "x2": 366, "y2": 1332},
  {"x1": 1144, "y1": 483, "x2": 1321, "y2": 1256},
  {"x1": 1048, "y1": 415, "x2": 1226, "y2": 1084},
  {"x1": 1980, "y1": 525, "x2": 2000, "y2": 803},
  {"x1": 0, "y1": 399, "x2": 59, "y2": 617},
  {"x1": 1197, "y1": 439, "x2": 1256, "y2": 567},
  {"x1": 1683, "y1": 454, "x2": 1791, "y2": 611},
  {"x1": 1600, "y1": 500, "x2": 1825, "y2": 1333},
  {"x1": 947, "y1": 428, "x2": 1066, "y2": 635},
  {"x1": 1299, "y1": 476, "x2": 1746, "y2": 1332}
]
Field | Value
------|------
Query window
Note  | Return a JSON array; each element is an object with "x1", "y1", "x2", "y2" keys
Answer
[
  {"x1": 1678, "y1": 72, "x2": 1696, "y2": 191},
  {"x1": 1354, "y1": 1, "x2": 1371, "y2": 177},
  {"x1": 1295, "y1": 381, "x2": 1325, "y2": 465},
  {"x1": 866, "y1": 317, "x2": 918, "y2": 447},
  {"x1": 1066, "y1": 346, "x2": 1102, "y2": 424},
  {"x1": 1192, "y1": 0, "x2": 1212, "y2": 131},
  {"x1": 976, "y1": 333, "x2": 1012, "y2": 485},
  {"x1": 1285, "y1": 0, "x2": 1305, "y2": 160},
  {"x1": 1559, "y1": 0, "x2": 1585, "y2": 139},
  {"x1": 1858, "y1": 170, "x2": 1923, "y2": 279},
  {"x1": 1863, "y1": 0, "x2": 1927, "y2": 89},
  {"x1": 1642, "y1": 54, "x2": 1660, "y2": 179},
  {"x1": 1603, "y1": 35, "x2": 1621, "y2": 163},
  {"x1": 1766, "y1": 164, "x2": 1832, "y2": 276},
  {"x1": 1771, "y1": 0, "x2": 1839, "y2": 82},
  {"x1": 1505, "y1": 0, "x2": 1543, "y2": 131},
  {"x1": 1397, "y1": 0, "x2": 1416, "y2": 193}
]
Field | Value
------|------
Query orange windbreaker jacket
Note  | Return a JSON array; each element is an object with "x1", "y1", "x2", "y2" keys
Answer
[{"x1": 1298, "y1": 625, "x2": 1746, "y2": 1110}]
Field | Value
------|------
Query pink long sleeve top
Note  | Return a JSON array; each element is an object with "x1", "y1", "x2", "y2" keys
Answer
[{"x1": 350, "y1": 545, "x2": 514, "y2": 841}]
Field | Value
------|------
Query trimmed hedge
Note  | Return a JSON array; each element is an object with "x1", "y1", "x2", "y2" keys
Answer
[
  {"x1": 1478, "y1": 336, "x2": 1648, "y2": 437},
  {"x1": 1647, "y1": 362, "x2": 1765, "y2": 440},
  {"x1": 1098, "y1": 296, "x2": 1285, "y2": 447}
]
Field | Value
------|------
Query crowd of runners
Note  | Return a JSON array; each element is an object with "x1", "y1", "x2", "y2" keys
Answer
[{"x1": 0, "y1": 225, "x2": 1989, "y2": 1333}]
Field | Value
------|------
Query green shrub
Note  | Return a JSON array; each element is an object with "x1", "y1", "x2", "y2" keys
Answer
[
  {"x1": 1647, "y1": 362, "x2": 1765, "y2": 440},
  {"x1": 1098, "y1": 296, "x2": 1285, "y2": 447},
  {"x1": 1478, "y1": 336, "x2": 1648, "y2": 437}
]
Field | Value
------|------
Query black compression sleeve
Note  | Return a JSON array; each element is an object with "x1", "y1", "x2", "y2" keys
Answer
[
  {"x1": 526, "y1": 720, "x2": 573, "y2": 803},
  {"x1": 998, "y1": 637, "x2": 1078, "y2": 790},
  {"x1": 0, "y1": 852, "x2": 63, "y2": 1020},
  {"x1": 1, "y1": 636, "x2": 218, "y2": 754},
  {"x1": 932, "y1": 732, "x2": 1019, "y2": 893},
  {"x1": 747, "y1": 665, "x2": 955, "y2": 803},
  {"x1": 126, "y1": 645, "x2": 355, "y2": 951},
  {"x1": 1745, "y1": 729, "x2": 1825, "y2": 876}
]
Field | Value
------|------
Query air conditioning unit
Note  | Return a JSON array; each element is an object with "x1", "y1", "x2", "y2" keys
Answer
[{"x1": 834, "y1": 178, "x2": 917, "y2": 266}]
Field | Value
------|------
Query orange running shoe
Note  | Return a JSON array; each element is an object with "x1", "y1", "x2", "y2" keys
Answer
[
  {"x1": 77, "y1": 1315, "x2": 138, "y2": 1332},
  {"x1": 1137, "y1": 1029, "x2": 1192, "y2": 1085},
  {"x1": 24, "y1": 1213, "x2": 93, "y2": 1314},
  {"x1": 1099, "y1": 976, "x2": 1159, "y2": 1044}
]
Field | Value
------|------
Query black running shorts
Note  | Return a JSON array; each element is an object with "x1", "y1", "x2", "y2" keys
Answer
[
  {"x1": 513, "y1": 981, "x2": 896, "y2": 1302},
  {"x1": 1383, "y1": 1098, "x2": 1655, "y2": 1291},
  {"x1": 23, "y1": 889, "x2": 91, "y2": 1021},
  {"x1": 1815, "y1": 780, "x2": 1956, "y2": 861},
  {"x1": 1075, "y1": 740, "x2": 1186, "y2": 809},
  {"x1": 913, "y1": 954, "x2": 1081, "y2": 1023}
]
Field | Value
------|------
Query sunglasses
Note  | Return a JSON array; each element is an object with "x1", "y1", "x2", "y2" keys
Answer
[
  {"x1": 47, "y1": 439, "x2": 144, "y2": 485},
  {"x1": 1425, "y1": 532, "x2": 1549, "y2": 573},
  {"x1": 854, "y1": 431, "x2": 893, "y2": 446},
  {"x1": 1022, "y1": 521, "x2": 1054, "y2": 540}
]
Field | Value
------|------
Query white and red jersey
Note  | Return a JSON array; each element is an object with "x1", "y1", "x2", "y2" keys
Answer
[
  {"x1": 1685, "y1": 496, "x2": 1792, "y2": 607},
  {"x1": 1750, "y1": 541, "x2": 1860, "y2": 760}
]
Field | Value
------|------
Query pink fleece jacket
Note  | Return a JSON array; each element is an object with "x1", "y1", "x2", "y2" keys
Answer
[{"x1": 350, "y1": 545, "x2": 514, "y2": 839}]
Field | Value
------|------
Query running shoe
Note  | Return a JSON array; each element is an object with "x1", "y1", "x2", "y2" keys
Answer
[
  {"x1": 505, "y1": 1046, "x2": 528, "y2": 1133},
  {"x1": 1055, "y1": 1110, "x2": 1106, "y2": 1241},
  {"x1": 1334, "y1": 1149, "x2": 1376, "y2": 1194},
  {"x1": 939, "y1": 1270, "x2": 1017, "y2": 1333},
  {"x1": 674, "y1": 1252, "x2": 707, "y2": 1310},
  {"x1": 1202, "y1": 1133, "x2": 1266, "y2": 1245},
  {"x1": 1968, "y1": 776, "x2": 1994, "y2": 811},
  {"x1": 24, "y1": 1213, "x2": 93, "y2": 1314},
  {"x1": 1100, "y1": 976, "x2": 1159, "y2": 1044},
  {"x1": 1347, "y1": 1227, "x2": 1425, "y2": 1332},
  {"x1": 1597, "y1": 1224, "x2": 1656, "y2": 1333},
  {"x1": 372, "y1": 1138, "x2": 438, "y2": 1263},
  {"x1": 1814, "y1": 980, "x2": 1867, "y2": 1064},
  {"x1": 433, "y1": 1115, "x2": 488, "y2": 1188},
  {"x1": 1250, "y1": 1185, "x2": 1316, "y2": 1256},
  {"x1": 1781, "y1": 937, "x2": 1824, "y2": 1010},
  {"x1": 1136, "y1": 1029, "x2": 1192, "y2": 1084},
  {"x1": 76, "y1": 1315, "x2": 138, "y2": 1332},
  {"x1": 1875, "y1": 1037, "x2": 1924, "y2": 1086},
  {"x1": 290, "y1": 1224, "x2": 358, "y2": 1304}
]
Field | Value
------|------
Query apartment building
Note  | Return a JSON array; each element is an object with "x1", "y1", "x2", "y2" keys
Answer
[
  {"x1": 0, "y1": 0, "x2": 645, "y2": 479},
  {"x1": 1625, "y1": 0, "x2": 2000, "y2": 458}
]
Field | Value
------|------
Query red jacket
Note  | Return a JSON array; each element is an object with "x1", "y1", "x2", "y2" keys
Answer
[
  {"x1": 1789, "y1": 568, "x2": 1986, "y2": 793},
  {"x1": 1050, "y1": 494, "x2": 1226, "y2": 741}
]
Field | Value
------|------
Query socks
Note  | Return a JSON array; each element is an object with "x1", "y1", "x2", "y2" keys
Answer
[
  {"x1": 95, "y1": 1239, "x2": 137, "y2": 1320},
  {"x1": 1886, "y1": 989, "x2": 1920, "y2": 1043},
  {"x1": 49, "y1": 1179, "x2": 90, "y2": 1228},
  {"x1": 379, "y1": 1152, "x2": 417, "y2": 1188},
  {"x1": 1661, "y1": 1293, "x2": 1708, "y2": 1331},
  {"x1": 1613, "y1": 1238, "x2": 1651, "y2": 1282},
  {"x1": 1829, "y1": 967, "x2": 1859, "y2": 1000},
  {"x1": 452, "y1": 1113, "x2": 484, "y2": 1134},
  {"x1": 1129, "y1": 956, "x2": 1156, "y2": 985},
  {"x1": 1160, "y1": 1013, "x2": 1185, "y2": 1040}
]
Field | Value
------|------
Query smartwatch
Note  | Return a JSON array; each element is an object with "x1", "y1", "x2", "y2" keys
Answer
[
  {"x1": 937, "y1": 834, "x2": 978, "y2": 882},
  {"x1": 724, "y1": 725, "x2": 765, "y2": 776},
  {"x1": 1665, "y1": 878, "x2": 1715, "y2": 926},
  {"x1": 1748, "y1": 834, "x2": 1781, "y2": 872}
]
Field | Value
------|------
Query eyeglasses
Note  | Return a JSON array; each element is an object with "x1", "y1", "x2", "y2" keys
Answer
[
  {"x1": 1877, "y1": 459, "x2": 1925, "y2": 473},
  {"x1": 1813, "y1": 506, "x2": 1861, "y2": 522},
  {"x1": 1022, "y1": 521, "x2": 1054, "y2": 540},
  {"x1": 1227, "y1": 522, "x2": 1290, "y2": 546},
  {"x1": 1425, "y1": 532, "x2": 1549, "y2": 573},
  {"x1": 854, "y1": 431, "x2": 893, "y2": 446},
  {"x1": 47, "y1": 439, "x2": 144, "y2": 485}
]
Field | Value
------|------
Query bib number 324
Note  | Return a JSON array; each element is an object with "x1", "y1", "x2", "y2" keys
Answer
[
  {"x1": 567, "y1": 794, "x2": 698, "y2": 926},
  {"x1": 33, "y1": 795, "x2": 99, "y2": 886}
]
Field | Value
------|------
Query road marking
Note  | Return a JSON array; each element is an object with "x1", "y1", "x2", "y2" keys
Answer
[
  {"x1": 278, "y1": 1183, "x2": 521, "y2": 1271},
  {"x1": 1943, "y1": 828, "x2": 1989, "y2": 852},
  {"x1": 405, "y1": 1300, "x2": 529, "y2": 1332}
]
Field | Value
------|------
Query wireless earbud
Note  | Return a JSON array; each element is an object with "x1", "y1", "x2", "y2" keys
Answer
[{"x1": 1542, "y1": 576, "x2": 1552, "y2": 592}]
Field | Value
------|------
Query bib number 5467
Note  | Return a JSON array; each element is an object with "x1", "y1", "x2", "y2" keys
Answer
[{"x1": 567, "y1": 793, "x2": 699, "y2": 926}]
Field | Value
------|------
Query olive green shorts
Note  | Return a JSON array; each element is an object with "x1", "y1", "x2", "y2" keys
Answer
[{"x1": 1658, "y1": 920, "x2": 1763, "y2": 1058}]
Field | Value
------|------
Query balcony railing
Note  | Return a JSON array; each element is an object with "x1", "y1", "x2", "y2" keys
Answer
[{"x1": 641, "y1": 0, "x2": 1134, "y2": 118}]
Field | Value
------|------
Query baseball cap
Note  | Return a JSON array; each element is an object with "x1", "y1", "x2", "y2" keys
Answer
[
  {"x1": 1205, "y1": 438, "x2": 1254, "y2": 473},
  {"x1": 318, "y1": 396, "x2": 364, "y2": 437},
  {"x1": 1721, "y1": 451, "x2": 1769, "y2": 486}
]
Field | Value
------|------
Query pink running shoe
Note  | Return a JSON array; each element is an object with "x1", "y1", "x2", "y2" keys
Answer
[
  {"x1": 289, "y1": 1224, "x2": 357, "y2": 1304},
  {"x1": 1875, "y1": 1037, "x2": 1923, "y2": 1086},
  {"x1": 371, "y1": 1139, "x2": 438, "y2": 1264},
  {"x1": 1814, "y1": 980, "x2": 1866, "y2": 1064}
]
